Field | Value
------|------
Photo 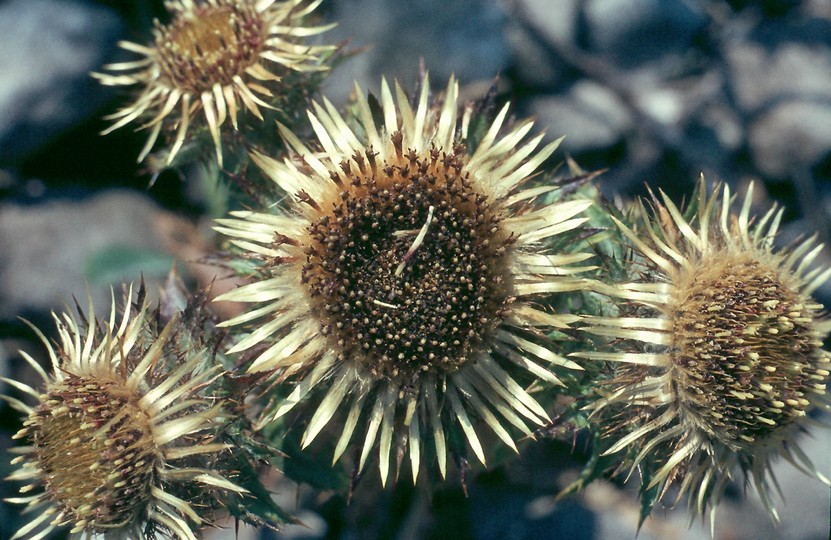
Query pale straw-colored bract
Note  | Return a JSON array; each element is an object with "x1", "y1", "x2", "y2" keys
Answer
[
  {"x1": 2, "y1": 287, "x2": 242, "y2": 539},
  {"x1": 215, "y1": 75, "x2": 595, "y2": 484},
  {"x1": 94, "y1": 0, "x2": 335, "y2": 166},
  {"x1": 578, "y1": 180, "x2": 831, "y2": 527}
]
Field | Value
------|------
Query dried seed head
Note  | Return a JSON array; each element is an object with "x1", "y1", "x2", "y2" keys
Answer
[
  {"x1": 216, "y1": 75, "x2": 593, "y2": 484},
  {"x1": 580, "y1": 180, "x2": 831, "y2": 524},
  {"x1": 93, "y1": 0, "x2": 336, "y2": 166},
  {"x1": 670, "y1": 254, "x2": 824, "y2": 448},
  {"x1": 25, "y1": 376, "x2": 157, "y2": 530},
  {"x1": 155, "y1": 2, "x2": 266, "y2": 92},
  {"x1": 3, "y1": 287, "x2": 242, "y2": 539}
]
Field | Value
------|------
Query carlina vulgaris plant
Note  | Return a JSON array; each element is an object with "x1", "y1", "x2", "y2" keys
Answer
[
  {"x1": 575, "y1": 179, "x2": 831, "y2": 528},
  {"x1": 93, "y1": 0, "x2": 337, "y2": 168},
  {"x1": 212, "y1": 73, "x2": 597, "y2": 486},
  {"x1": 2, "y1": 284, "x2": 246, "y2": 539}
]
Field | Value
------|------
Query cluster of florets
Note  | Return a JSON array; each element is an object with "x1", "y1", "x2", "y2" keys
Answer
[
  {"x1": 3, "y1": 1, "x2": 829, "y2": 539},
  {"x1": 578, "y1": 182, "x2": 830, "y2": 524},
  {"x1": 300, "y1": 142, "x2": 514, "y2": 378}
]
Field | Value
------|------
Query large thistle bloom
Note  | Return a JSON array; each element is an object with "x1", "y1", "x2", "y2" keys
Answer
[
  {"x1": 2, "y1": 287, "x2": 242, "y2": 539},
  {"x1": 94, "y1": 0, "x2": 335, "y2": 166},
  {"x1": 215, "y1": 76, "x2": 593, "y2": 484},
  {"x1": 580, "y1": 181, "x2": 831, "y2": 523}
]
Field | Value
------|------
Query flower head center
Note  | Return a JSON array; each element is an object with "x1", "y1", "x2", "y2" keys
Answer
[
  {"x1": 300, "y1": 145, "x2": 514, "y2": 379},
  {"x1": 156, "y1": 2, "x2": 265, "y2": 92},
  {"x1": 30, "y1": 375, "x2": 158, "y2": 531},
  {"x1": 670, "y1": 254, "x2": 825, "y2": 448}
]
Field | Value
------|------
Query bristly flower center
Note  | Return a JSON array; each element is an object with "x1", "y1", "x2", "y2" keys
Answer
[
  {"x1": 299, "y1": 141, "x2": 515, "y2": 379},
  {"x1": 670, "y1": 255, "x2": 825, "y2": 448},
  {"x1": 156, "y1": 3, "x2": 266, "y2": 92},
  {"x1": 29, "y1": 375, "x2": 158, "y2": 531}
]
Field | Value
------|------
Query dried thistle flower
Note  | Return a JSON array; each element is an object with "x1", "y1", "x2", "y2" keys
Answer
[
  {"x1": 215, "y1": 75, "x2": 594, "y2": 484},
  {"x1": 3, "y1": 286, "x2": 243, "y2": 539},
  {"x1": 579, "y1": 180, "x2": 831, "y2": 524},
  {"x1": 94, "y1": 0, "x2": 336, "y2": 166}
]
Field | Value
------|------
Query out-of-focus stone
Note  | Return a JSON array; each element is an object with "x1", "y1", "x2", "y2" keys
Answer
[
  {"x1": 514, "y1": 0, "x2": 580, "y2": 47},
  {"x1": 0, "y1": 190, "x2": 170, "y2": 321},
  {"x1": 529, "y1": 80, "x2": 633, "y2": 154},
  {"x1": 504, "y1": 21, "x2": 563, "y2": 89},
  {"x1": 726, "y1": 42, "x2": 831, "y2": 113},
  {"x1": 502, "y1": 0, "x2": 580, "y2": 89},
  {"x1": 0, "y1": 0, "x2": 123, "y2": 164},
  {"x1": 696, "y1": 102, "x2": 744, "y2": 153},
  {"x1": 583, "y1": 0, "x2": 707, "y2": 66},
  {"x1": 764, "y1": 414, "x2": 831, "y2": 540},
  {"x1": 748, "y1": 100, "x2": 831, "y2": 178},
  {"x1": 470, "y1": 482, "x2": 596, "y2": 540},
  {"x1": 323, "y1": 0, "x2": 509, "y2": 103},
  {"x1": 583, "y1": 479, "x2": 715, "y2": 540}
]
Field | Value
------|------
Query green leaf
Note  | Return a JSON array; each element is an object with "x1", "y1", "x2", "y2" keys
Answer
[
  {"x1": 216, "y1": 419, "x2": 296, "y2": 529},
  {"x1": 638, "y1": 466, "x2": 663, "y2": 527},
  {"x1": 225, "y1": 448, "x2": 297, "y2": 529},
  {"x1": 85, "y1": 246, "x2": 174, "y2": 284},
  {"x1": 280, "y1": 427, "x2": 350, "y2": 491},
  {"x1": 555, "y1": 427, "x2": 604, "y2": 501}
]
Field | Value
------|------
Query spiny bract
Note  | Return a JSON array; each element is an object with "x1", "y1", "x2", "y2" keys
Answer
[
  {"x1": 94, "y1": 0, "x2": 336, "y2": 166},
  {"x1": 2, "y1": 286, "x2": 243, "y2": 539},
  {"x1": 215, "y1": 74, "x2": 595, "y2": 484},
  {"x1": 579, "y1": 180, "x2": 831, "y2": 525}
]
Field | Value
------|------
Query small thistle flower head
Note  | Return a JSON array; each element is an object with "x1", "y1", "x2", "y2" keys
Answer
[
  {"x1": 3, "y1": 286, "x2": 243, "y2": 539},
  {"x1": 580, "y1": 180, "x2": 831, "y2": 523},
  {"x1": 94, "y1": 0, "x2": 336, "y2": 166},
  {"x1": 215, "y1": 75, "x2": 594, "y2": 485}
]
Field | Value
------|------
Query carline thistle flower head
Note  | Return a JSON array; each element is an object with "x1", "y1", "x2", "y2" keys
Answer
[
  {"x1": 214, "y1": 75, "x2": 594, "y2": 484},
  {"x1": 93, "y1": 0, "x2": 336, "y2": 167},
  {"x1": 2, "y1": 286, "x2": 243, "y2": 539},
  {"x1": 579, "y1": 180, "x2": 831, "y2": 524}
]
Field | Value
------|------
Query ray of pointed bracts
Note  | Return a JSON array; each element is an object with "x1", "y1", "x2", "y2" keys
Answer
[
  {"x1": 2, "y1": 284, "x2": 245, "y2": 539},
  {"x1": 1, "y1": 277, "x2": 299, "y2": 539},
  {"x1": 574, "y1": 179, "x2": 831, "y2": 529},
  {"x1": 213, "y1": 73, "x2": 599, "y2": 486},
  {"x1": 93, "y1": 0, "x2": 338, "y2": 169}
]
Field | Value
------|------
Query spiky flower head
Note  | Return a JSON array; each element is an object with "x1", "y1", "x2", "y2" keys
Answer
[
  {"x1": 94, "y1": 0, "x2": 336, "y2": 166},
  {"x1": 3, "y1": 286, "x2": 243, "y2": 539},
  {"x1": 215, "y1": 75, "x2": 594, "y2": 484},
  {"x1": 580, "y1": 180, "x2": 831, "y2": 523}
]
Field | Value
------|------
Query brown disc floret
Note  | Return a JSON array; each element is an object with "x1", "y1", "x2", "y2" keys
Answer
[
  {"x1": 298, "y1": 139, "x2": 515, "y2": 379},
  {"x1": 155, "y1": 2, "x2": 267, "y2": 92},
  {"x1": 27, "y1": 375, "x2": 158, "y2": 531},
  {"x1": 670, "y1": 254, "x2": 826, "y2": 449}
]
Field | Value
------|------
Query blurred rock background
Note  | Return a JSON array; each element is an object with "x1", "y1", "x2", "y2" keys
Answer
[{"x1": 1, "y1": 0, "x2": 830, "y2": 538}]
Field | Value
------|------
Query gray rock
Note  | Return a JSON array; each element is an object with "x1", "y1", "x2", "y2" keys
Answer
[
  {"x1": 0, "y1": 190, "x2": 171, "y2": 321},
  {"x1": 529, "y1": 80, "x2": 633, "y2": 154},
  {"x1": 632, "y1": 71, "x2": 743, "y2": 176},
  {"x1": 583, "y1": 0, "x2": 707, "y2": 66},
  {"x1": 501, "y1": 0, "x2": 579, "y2": 89},
  {"x1": 324, "y1": 0, "x2": 509, "y2": 103},
  {"x1": 470, "y1": 483, "x2": 596, "y2": 540},
  {"x1": 726, "y1": 42, "x2": 831, "y2": 114},
  {"x1": 584, "y1": 479, "x2": 714, "y2": 540},
  {"x1": 504, "y1": 21, "x2": 563, "y2": 89},
  {"x1": 766, "y1": 415, "x2": 831, "y2": 540},
  {"x1": 695, "y1": 101, "x2": 744, "y2": 154},
  {"x1": 513, "y1": 0, "x2": 580, "y2": 47},
  {"x1": 748, "y1": 100, "x2": 831, "y2": 178},
  {"x1": 0, "y1": 0, "x2": 123, "y2": 164}
]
